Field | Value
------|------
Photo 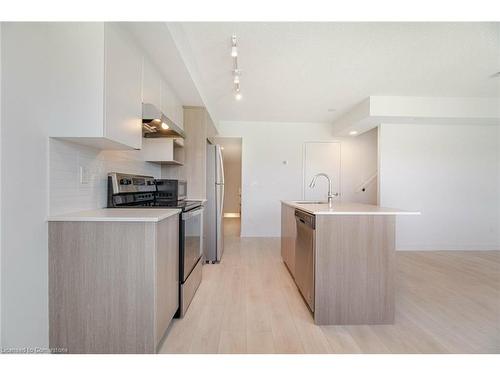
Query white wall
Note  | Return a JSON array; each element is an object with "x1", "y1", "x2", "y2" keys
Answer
[
  {"x1": 0, "y1": 22, "x2": 3, "y2": 348},
  {"x1": 1, "y1": 24, "x2": 53, "y2": 347},
  {"x1": 217, "y1": 121, "x2": 378, "y2": 237},
  {"x1": 1, "y1": 23, "x2": 52, "y2": 349},
  {"x1": 379, "y1": 124, "x2": 500, "y2": 251}
]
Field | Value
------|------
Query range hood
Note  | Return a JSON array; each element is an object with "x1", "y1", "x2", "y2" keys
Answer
[{"x1": 142, "y1": 103, "x2": 186, "y2": 138}]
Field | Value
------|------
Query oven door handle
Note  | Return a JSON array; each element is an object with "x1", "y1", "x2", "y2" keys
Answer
[{"x1": 182, "y1": 207, "x2": 204, "y2": 220}]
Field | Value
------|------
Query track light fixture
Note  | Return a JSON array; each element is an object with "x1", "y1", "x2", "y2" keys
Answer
[
  {"x1": 233, "y1": 68, "x2": 241, "y2": 84},
  {"x1": 231, "y1": 35, "x2": 242, "y2": 101},
  {"x1": 234, "y1": 83, "x2": 242, "y2": 101},
  {"x1": 231, "y1": 35, "x2": 238, "y2": 57}
]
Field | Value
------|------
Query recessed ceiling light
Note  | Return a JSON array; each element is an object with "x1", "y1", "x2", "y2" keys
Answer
[{"x1": 349, "y1": 130, "x2": 358, "y2": 136}]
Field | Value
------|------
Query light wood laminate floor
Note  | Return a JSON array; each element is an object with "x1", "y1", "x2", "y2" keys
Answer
[{"x1": 160, "y1": 218, "x2": 500, "y2": 354}]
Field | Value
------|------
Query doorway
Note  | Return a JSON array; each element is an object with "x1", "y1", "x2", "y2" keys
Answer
[{"x1": 214, "y1": 137, "x2": 242, "y2": 237}]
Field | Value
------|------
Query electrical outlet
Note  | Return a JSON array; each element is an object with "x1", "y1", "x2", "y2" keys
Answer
[{"x1": 79, "y1": 166, "x2": 91, "y2": 185}]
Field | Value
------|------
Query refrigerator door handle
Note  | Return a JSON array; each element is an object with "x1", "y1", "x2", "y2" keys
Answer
[
  {"x1": 217, "y1": 145, "x2": 225, "y2": 184},
  {"x1": 216, "y1": 183, "x2": 224, "y2": 261},
  {"x1": 220, "y1": 183, "x2": 224, "y2": 220}
]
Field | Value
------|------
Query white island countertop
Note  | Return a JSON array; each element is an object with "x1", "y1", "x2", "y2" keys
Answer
[
  {"x1": 47, "y1": 208, "x2": 181, "y2": 222},
  {"x1": 282, "y1": 201, "x2": 420, "y2": 216}
]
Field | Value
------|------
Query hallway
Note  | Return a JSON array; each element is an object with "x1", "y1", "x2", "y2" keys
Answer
[{"x1": 223, "y1": 217, "x2": 241, "y2": 238}]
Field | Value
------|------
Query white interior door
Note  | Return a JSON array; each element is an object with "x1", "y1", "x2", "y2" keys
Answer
[{"x1": 303, "y1": 142, "x2": 341, "y2": 201}]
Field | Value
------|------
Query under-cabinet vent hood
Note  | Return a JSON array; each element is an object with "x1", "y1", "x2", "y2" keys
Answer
[{"x1": 142, "y1": 103, "x2": 186, "y2": 139}]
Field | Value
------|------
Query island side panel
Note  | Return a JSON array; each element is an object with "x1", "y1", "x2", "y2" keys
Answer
[
  {"x1": 314, "y1": 215, "x2": 395, "y2": 325},
  {"x1": 49, "y1": 221, "x2": 156, "y2": 353},
  {"x1": 281, "y1": 203, "x2": 297, "y2": 278}
]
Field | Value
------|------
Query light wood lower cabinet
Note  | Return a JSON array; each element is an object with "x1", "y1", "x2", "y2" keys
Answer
[
  {"x1": 49, "y1": 215, "x2": 179, "y2": 353},
  {"x1": 281, "y1": 203, "x2": 297, "y2": 277},
  {"x1": 154, "y1": 216, "x2": 180, "y2": 348}
]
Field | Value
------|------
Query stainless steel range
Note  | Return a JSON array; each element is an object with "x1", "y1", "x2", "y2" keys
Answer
[{"x1": 107, "y1": 172, "x2": 203, "y2": 318}]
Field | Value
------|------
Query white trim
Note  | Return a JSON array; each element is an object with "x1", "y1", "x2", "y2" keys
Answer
[{"x1": 397, "y1": 244, "x2": 500, "y2": 251}]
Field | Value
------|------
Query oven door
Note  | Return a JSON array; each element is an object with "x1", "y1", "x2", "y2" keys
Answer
[{"x1": 180, "y1": 206, "x2": 203, "y2": 283}]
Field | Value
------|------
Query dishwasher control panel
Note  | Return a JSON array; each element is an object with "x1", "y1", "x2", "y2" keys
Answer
[{"x1": 294, "y1": 209, "x2": 315, "y2": 229}]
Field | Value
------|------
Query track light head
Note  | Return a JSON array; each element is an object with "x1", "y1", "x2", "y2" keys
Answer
[{"x1": 231, "y1": 35, "x2": 238, "y2": 57}]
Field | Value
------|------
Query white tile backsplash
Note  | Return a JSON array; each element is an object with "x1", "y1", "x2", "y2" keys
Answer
[{"x1": 49, "y1": 138, "x2": 161, "y2": 215}]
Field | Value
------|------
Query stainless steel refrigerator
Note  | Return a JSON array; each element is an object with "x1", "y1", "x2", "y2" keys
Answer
[{"x1": 204, "y1": 142, "x2": 224, "y2": 263}]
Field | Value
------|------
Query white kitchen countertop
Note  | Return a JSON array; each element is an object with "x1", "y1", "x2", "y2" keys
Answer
[
  {"x1": 188, "y1": 198, "x2": 207, "y2": 204},
  {"x1": 282, "y1": 201, "x2": 420, "y2": 216},
  {"x1": 47, "y1": 208, "x2": 181, "y2": 222}
]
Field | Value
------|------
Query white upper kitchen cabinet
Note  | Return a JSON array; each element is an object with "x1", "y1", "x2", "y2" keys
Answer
[
  {"x1": 142, "y1": 57, "x2": 162, "y2": 109},
  {"x1": 176, "y1": 101, "x2": 184, "y2": 130},
  {"x1": 160, "y1": 80, "x2": 184, "y2": 130},
  {"x1": 144, "y1": 62, "x2": 183, "y2": 129},
  {"x1": 160, "y1": 80, "x2": 173, "y2": 121},
  {"x1": 104, "y1": 23, "x2": 143, "y2": 150},
  {"x1": 140, "y1": 138, "x2": 184, "y2": 165},
  {"x1": 48, "y1": 23, "x2": 143, "y2": 150}
]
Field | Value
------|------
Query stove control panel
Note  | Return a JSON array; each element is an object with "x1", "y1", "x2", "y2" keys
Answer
[{"x1": 109, "y1": 173, "x2": 156, "y2": 195}]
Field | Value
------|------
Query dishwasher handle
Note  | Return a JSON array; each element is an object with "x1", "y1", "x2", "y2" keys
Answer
[{"x1": 295, "y1": 209, "x2": 315, "y2": 229}]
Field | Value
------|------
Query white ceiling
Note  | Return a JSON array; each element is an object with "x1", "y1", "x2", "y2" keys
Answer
[{"x1": 176, "y1": 22, "x2": 500, "y2": 123}]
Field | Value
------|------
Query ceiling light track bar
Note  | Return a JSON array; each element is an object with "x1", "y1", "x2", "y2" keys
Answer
[{"x1": 231, "y1": 34, "x2": 242, "y2": 101}]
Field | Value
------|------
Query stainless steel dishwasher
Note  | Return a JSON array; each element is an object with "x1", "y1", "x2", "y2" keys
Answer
[{"x1": 294, "y1": 209, "x2": 315, "y2": 312}]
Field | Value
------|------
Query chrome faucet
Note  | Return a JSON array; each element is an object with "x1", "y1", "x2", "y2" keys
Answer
[{"x1": 309, "y1": 173, "x2": 338, "y2": 207}]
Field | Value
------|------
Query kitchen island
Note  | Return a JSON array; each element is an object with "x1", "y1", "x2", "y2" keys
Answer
[{"x1": 281, "y1": 201, "x2": 419, "y2": 325}]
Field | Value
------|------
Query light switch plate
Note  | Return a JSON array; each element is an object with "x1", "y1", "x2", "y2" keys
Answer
[{"x1": 80, "y1": 166, "x2": 90, "y2": 185}]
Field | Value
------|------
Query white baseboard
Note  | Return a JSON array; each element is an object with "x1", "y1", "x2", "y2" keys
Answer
[
  {"x1": 223, "y1": 213, "x2": 240, "y2": 218},
  {"x1": 396, "y1": 243, "x2": 500, "y2": 251}
]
